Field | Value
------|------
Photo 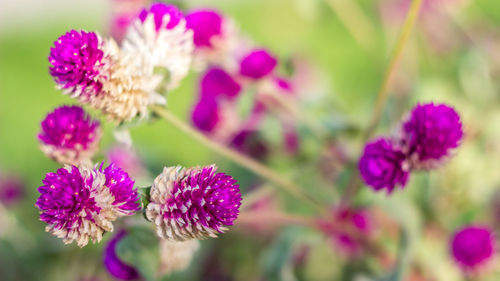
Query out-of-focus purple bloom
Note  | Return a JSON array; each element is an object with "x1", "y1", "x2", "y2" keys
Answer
[
  {"x1": 146, "y1": 165, "x2": 242, "y2": 240},
  {"x1": 231, "y1": 130, "x2": 269, "y2": 160},
  {"x1": 402, "y1": 103, "x2": 463, "y2": 169},
  {"x1": 186, "y1": 10, "x2": 223, "y2": 48},
  {"x1": 104, "y1": 230, "x2": 140, "y2": 280},
  {"x1": 110, "y1": 0, "x2": 148, "y2": 42},
  {"x1": 107, "y1": 145, "x2": 147, "y2": 180},
  {"x1": 139, "y1": 2, "x2": 183, "y2": 31},
  {"x1": 283, "y1": 125, "x2": 299, "y2": 154},
  {"x1": 451, "y1": 225, "x2": 495, "y2": 270},
  {"x1": 38, "y1": 105, "x2": 101, "y2": 165},
  {"x1": 0, "y1": 176, "x2": 24, "y2": 207},
  {"x1": 49, "y1": 30, "x2": 108, "y2": 98},
  {"x1": 239, "y1": 49, "x2": 278, "y2": 79},
  {"x1": 359, "y1": 138, "x2": 409, "y2": 193},
  {"x1": 274, "y1": 77, "x2": 293, "y2": 93},
  {"x1": 36, "y1": 163, "x2": 139, "y2": 247},
  {"x1": 192, "y1": 98, "x2": 220, "y2": 132},
  {"x1": 200, "y1": 68, "x2": 241, "y2": 100}
]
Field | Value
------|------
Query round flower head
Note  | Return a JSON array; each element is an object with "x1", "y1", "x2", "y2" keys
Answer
[
  {"x1": 49, "y1": 30, "x2": 110, "y2": 99},
  {"x1": 38, "y1": 105, "x2": 101, "y2": 165},
  {"x1": 186, "y1": 10, "x2": 223, "y2": 48},
  {"x1": 359, "y1": 138, "x2": 409, "y2": 193},
  {"x1": 200, "y1": 67, "x2": 241, "y2": 100},
  {"x1": 104, "y1": 230, "x2": 140, "y2": 280},
  {"x1": 159, "y1": 239, "x2": 200, "y2": 275},
  {"x1": 36, "y1": 163, "x2": 139, "y2": 247},
  {"x1": 191, "y1": 98, "x2": 220, "y2": 133},
  {"x1": 139, "y1": 2, "x2": 183, "y2": 31},
  {"x1": 451, "y1": 225, "x2": 495, "y2": 270},
  {"x1": 122, "y1": 3, "x2": 194, "y2": 91},
  {"x1": 239, "y1": 49, "x2": 278, "y2": 79},
  {"x1": 402, "y1": 103, "x2": 463, "y2": 169},
  {"x1": 146, "y1": 165, "x2": 242, "y2": 241}
]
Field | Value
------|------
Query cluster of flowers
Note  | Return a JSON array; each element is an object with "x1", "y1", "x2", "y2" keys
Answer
[
  {"x1": 36, "y1": 2, "x2": 244, "y2": 279},
  {"x1": 359, "y1": 103, "x2": 464, "y2": 193}
]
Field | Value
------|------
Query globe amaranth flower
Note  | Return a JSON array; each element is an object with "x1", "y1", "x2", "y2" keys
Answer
[
  {"x1": 359, "y1": 138, "x2": 409, "y2": 193},
  {"x1": 451, "y1": 225, "x2": 495, "y2": 270},
  {"x1": 49, "y1": 30, "x2": 111, "y2": 99},
  {"x1": 146, "y1": 165, "x2": 241, "y2": 241},
  {"x1": 200, "y1": 67, "x2": 241, "y2": 100},
  {"x1": 139, "y1": 2, "x2": 183, "y2": 31},
  {"x1": 239, "y1": 49, "x2": 278, "y2": 79},
  {"x1": 122, "y1": 3, "x2": 194, "y2": 91},
  {"x1": 402, "y1": 103, "x2": 463, "y2": 169},
  {"x1": 159, "y1": 239, "x2": 200, "y2": 275},
  {"x1": 104, "y1": 230, "x2": 140, "y2": 280},
  {"x1": 186, "y1": 10, "x2": 223, "y2": 48},
  {"x1": 36, "y1": 163, "x2": 140, "y2": 247},
  {"x1": 38, "y1": 105, "x2": 101, "y2": 165},
  {"x1": 191, "y1": 98, "x2": 220, "y2": 133}
]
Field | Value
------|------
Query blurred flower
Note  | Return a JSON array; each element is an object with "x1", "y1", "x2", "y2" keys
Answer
[
  {"x1": 451, "y1": 225, "x2": 495, "y2": 270},
  {"x1": 36, "y1": 163, "x2": 139, "y2": 247},
  {"x1": 49, "y1": 30, "x2": 111, "y2": 99},
  {"x1": 104, "y1": 230, "x2": 140, "y2": 280},
  {"x1": 186, "y1": 10, "x2": 223, "y2": 48},
  {"x1": 231, "y1": 130, "x2": 269, "y2": 160},
  {"x1": 0, "y1": 175, "x2": 24, "y2": 207},
  {"x1": 359, "y1": 138, "x2": 409, "y2": 193},
  {"x1": 38, "y1": 105, "x2": 101, "y2": 165},
  {"x1": 200, "y1": 67, "x2": 241, "y2": 100},
  {"x1": 402, "y1": 103, "x2": 463, "y2": 170},
  {"x1": 109, "y1": 0, "x2": 148, "y2": 42},
  {"x1": 107, "y1": 145, "x2": 148, "y2": 180},
  {"x1": 191, "y1": 98, "x2": 220, "y2": 132},
  {"x1": 239, "y1": 49, "x2": 278, "y2": 79},
  {"x1": 138, "y1": 2, "x2": 183, "y2": 31},
  {"x1": 159, "y1": 239, "x2": 200, "y2": 275},
  {"x1": 146, "y1": 165, "x2": 241, "y2": 241}
]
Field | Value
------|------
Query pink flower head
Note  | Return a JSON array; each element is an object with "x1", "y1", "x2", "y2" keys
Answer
[
  {"x1": 200, "y1": 67, "x2": 241, "y2": 100},
  {"x1": 191, "y1": 98, "x2": 220, "y2": 133},
  {"x1": 239, "y1": 49, "x2": 278, "y2": 79},
  {"x1": 104, "y1": 230, "x2": 140, "y2": 280},
  {"x1": 38, "y1": 105, "x2": 101, "y2": 165},
  {"x1": 139, "y1": 2, "x2": 183, "y2": 31},
  {"x1": 359, "y1": 138, "x2": 409, "y2": 193},
  {"x1": 49, "y1": 30, "x2": 108, "y2": 98},
  {"x1": 186, "y1": 9, "x2": 223, "y2": 48},
  {"x1": 451, "y1": 225, "x2": 495, "y2": 270}
]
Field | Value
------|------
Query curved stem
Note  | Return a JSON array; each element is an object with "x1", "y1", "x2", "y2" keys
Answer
[{"x1": 150, "y1": 105, "x2": 327, "y2": 214}]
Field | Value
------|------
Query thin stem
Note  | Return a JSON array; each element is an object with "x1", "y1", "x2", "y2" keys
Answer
[
  {"x1": 341, "y1": 0, "x2": 423, "y2": 204},
  {"x1": 237, "y1": 211, "x2": 315, "y2": 227},
  {"x1": 150, "y1": 105, "x2": 326, "y2": 214}
]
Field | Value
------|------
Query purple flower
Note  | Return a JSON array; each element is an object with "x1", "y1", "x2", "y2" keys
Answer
[
  {"x1": 239, "y1": 49, "x2": 278, "y2": 79},
  {"x1": 38, "y1": 105, "x2": 101, "y2": 165},
  {"x1": 200, "y1": 68, "x2": 241, "y2": 100},
  {"x1": 0, "y1": 176, "x2": 24, "y2": 207},
  {"x1": 36, "y1": 163, "x2": 139, "y2": 247},
  {"x1": 186, "y1": 10, "x2": 223, "y2": 48},
  {"x1": 49, "y1": 30, "x2": 108, "y2": 98},
  {"x1": 139, "y1": 2, "x2": 183, "y2": 31},
  {"x1": 146, "y1": 165, "x2": 242, "y2": 240},
  {"x1": 107, "y1": 146, "x2": 147, "y2": 180},
  {"x1": 359, "y1": 138, "x2": 409, "y2": 193},
  {"x1": 231, "y1": 130, "x2": 269, "y2": 160},
  {"x1": 402, "y1": 103, "x2": 463, "y2": 169},
  {"x1": 104, "y1": 230, "x2": 140, "y2": 280},
  {"x1": 191, "y1": 98, "x2": 220, "y2": 132},
  {"x1": 451, "y1": 225, "x2": 495, "y2": 270}
]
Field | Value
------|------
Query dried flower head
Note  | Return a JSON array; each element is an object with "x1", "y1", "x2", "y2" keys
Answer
[
  {"x1": 38, "y1": 105, "x2": 101, "y2": 165},
  {"x1": 239, "y1": 49, "x2": 277, "y2": 79},
  {"x1": 36, "y1": 163, "x2": 139, "y2": 247},
  {"x1": 359, "y1": 138, "x2": 409, "y2": 193},
  {"x1": 451, "y1": 225, "x2": 495, "y2": 270},
  {"x1": 104, "y1": 230, "x2": 140, "y2": 280},
  {"x1": 49, "y1": 30, "x2": 111, "y2": 99},
  {"x1": 159, "y1": 239, "x2": 200, "y2": 275},
  {"x1": 146, "y1": 165, "x2": 241, "y2": 241},
  {"x1": 402, "y1": 103, "x2": 463, "y2": 169}
]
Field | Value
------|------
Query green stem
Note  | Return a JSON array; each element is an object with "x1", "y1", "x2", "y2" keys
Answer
[{"x1": 150, "y1": 105, "x2": 327, "y2": 214}]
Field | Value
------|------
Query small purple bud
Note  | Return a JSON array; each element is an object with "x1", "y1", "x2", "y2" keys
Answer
[
  {"x1": 139, "y1": 2, "x2": 183, "y2": 30},
  {"x1": 201, "y1": 67, "x2": 241, "y2": 100},
  {"x1": 451, "y1": 225, "x2": 495, "y2": 270},
  {"x1": 185, "y1": 10, "x2": 223, "y2": 48},
  {"x1": 0, "y1": 176, "x2": 24, "y2": 207},
  {"x1": 191, "y1": 98, "x2": 220, "y2": 132},
  {"x1": 239, "y1": 49, "x2": 278, "y2": 79}
]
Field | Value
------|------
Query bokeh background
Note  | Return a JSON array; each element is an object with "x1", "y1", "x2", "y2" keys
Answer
[{"x1": 2, "y1": 0, "x2": 500, "y2": 280}]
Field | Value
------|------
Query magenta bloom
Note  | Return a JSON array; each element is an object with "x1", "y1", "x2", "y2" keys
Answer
[
  {"x1": 139, "y1": 2, "x2": 183, "y2": 30},
  {"x1": 239, "y1": 49, "x2": 278, "y2": 79},
  {"x1": 104, "y1": 230, "x2": 140, "y2": 280},
  {"x1": 359, "y1": 138, "x2": 409, "y2": 193},
  {"x1": 38, "y1": 105, "x2": 101, "y2": 165},
  {"x1": 0, "y1": 176, "x2": 24, "y2": 207},
  {"x1": 36, "y1": 163, "x2": 139, "y2": 247},
  {"x1": 185, "y1": 10, "x2": 223, "y2": 48},
  {"x1": 191, "y1": 98, "x2": 220, "y2": 132},
  {"x1": 49, "y1": 30, "x2": 107, "y2": 98},
  {"x1": 402, "y1": 103, "x2": 463, "y2": 168},
  {"x1": 201, "y1": 68, "x2": 241, "y2": 100},
  {"x1": 231, "y1": 130, "x2": 269, "y2": 160},
  {"x1": 146, "y1": 165, "x2": 242, "y2": 240},
  {"x1": 451, "y1": 225, "x2": 495, "y2": 270}
]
